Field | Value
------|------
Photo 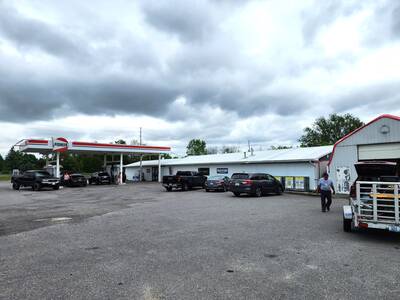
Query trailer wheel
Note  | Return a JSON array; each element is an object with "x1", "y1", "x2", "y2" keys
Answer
[{"x1": 343, "y1": 217, "x2": 352, "y2": 232}]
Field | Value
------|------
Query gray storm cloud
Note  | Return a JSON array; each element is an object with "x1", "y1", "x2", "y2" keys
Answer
[{"x1": 0, "y1": 0, "x2": 399, "y2": 126}]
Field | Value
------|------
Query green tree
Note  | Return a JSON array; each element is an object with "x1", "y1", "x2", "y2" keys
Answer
[
  {"x1": 0, "y1": 154, "x2": 4, "y2": 172},
  {"x1": 299, "y1": 113, "x2": 364, "y2": 147},
  {"x1": 221, "y1": 145, "x2": 240, "y2": 153},
  {"x1": 4, "y1": 148, "x2": 39, "y2": 172},
  {"x1": 186, "y1": 139, "x2": 207, "y2": 156}
]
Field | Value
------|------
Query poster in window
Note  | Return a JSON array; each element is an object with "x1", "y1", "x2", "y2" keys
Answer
[
  {"x1": 295, "y1": 177, "x2": 305, "y2": 190},
  {"x1": 286, "y1": 177, "x2": 294, "y2": 189},
  {"x1": 336, "y1": 167, "x2": 351, "y2": 193}
]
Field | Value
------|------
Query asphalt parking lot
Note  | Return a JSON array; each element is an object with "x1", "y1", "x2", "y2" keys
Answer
[{"x1": 1, "y1": 182, "x2": 400, "y2": 299}]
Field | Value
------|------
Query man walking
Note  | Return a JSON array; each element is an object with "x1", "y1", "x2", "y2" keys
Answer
[{"x1": 318, "y1": 173, "x2": 335, "y2": 212}]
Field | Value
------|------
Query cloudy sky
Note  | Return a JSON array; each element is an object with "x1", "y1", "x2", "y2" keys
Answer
[{"x1": 0, "y1": 0, "x2": 400, "y2": 156}]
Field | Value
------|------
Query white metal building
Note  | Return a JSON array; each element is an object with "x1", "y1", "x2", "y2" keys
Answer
[
  {"x1": 328, "y1": 114, "x2": 400, "y2": 194},
  {"x1": 125, "y1": 145, "x2": 333, "y2": 190}
]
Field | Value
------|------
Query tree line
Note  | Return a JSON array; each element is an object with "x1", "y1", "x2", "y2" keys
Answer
[{"x1": 0, "y1": 113, "x2": 363, "y2": 174}]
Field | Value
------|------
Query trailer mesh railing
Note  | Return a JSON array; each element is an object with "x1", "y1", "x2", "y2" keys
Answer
[{"x1": 356, "y1": 181, "x2": 400, "y2": 225}]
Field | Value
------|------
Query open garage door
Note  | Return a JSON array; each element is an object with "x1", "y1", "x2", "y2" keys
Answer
[{"x1": 358, "y1": 143, "x2": 400, "y2": 160}]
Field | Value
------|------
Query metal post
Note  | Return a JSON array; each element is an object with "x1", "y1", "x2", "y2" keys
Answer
[
  {"x1": 158, "y1": 154, "x2": 162, "y2": 183},
  {"x1": 372, "y1": 184, "x2": 378, "y2": 222},
  {"x1": 139, "y1": 154, "x2": 143, "y2": 182},
  {"x1": 104, "y1": 154, "x2": 107, "y2": 169},
  {"x1": 120, "y1": 153, "x2": 123, "y2": 185},
  {"x1": 395, "y1": 184, "x2": 399, "y2": 224},
  {"x1": 56, "y1": 152, "x2": 60, "y2": 178}
]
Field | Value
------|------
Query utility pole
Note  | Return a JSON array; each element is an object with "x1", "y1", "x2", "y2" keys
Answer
[{"x1": 139, "y1": 127, "x2": 143, "y2": 182}]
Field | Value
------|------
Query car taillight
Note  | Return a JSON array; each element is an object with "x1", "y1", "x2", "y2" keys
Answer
[{"x1": 242, "y1": 179, "x2": 252, "y2": 185}]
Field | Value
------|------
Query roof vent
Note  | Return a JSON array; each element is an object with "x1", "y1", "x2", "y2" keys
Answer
[{"x1": 243, "y1": 152, "x2": 247, "y2": 159}]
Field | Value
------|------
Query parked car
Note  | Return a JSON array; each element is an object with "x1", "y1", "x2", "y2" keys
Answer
[
  {"x1": 11, "y1": 170, "x2": 60, "y2": 191},
  {"x1": 162, "y1": 171, "x2": 207, "y2": 191},
  {"x1": 344, "y1": 161, "x2": 400, "y2": 232},
  {"x1": 205, "y1": 175, "x2": 230, "y2": 192},
  {"x1": 229, "y1": 173, "x2": 284, "y2": 197},
  {"x1": 63, "y1": 173, "x2": 88, "y2": 187},
  {"x1": 88, "y1": 172, "x2": 111, "y2": 185}
]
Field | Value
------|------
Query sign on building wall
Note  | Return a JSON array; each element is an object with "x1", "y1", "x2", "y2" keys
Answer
[
  {"x1": 217, "y1": 168, "x2": 228, "y2": 174},
  {"x1": 336, "y1": 167, "x2": 351, "y2": 194}
]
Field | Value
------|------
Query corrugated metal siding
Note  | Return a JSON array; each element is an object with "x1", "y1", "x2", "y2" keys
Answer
[{"x1": 340, "y1": 118, "x2": 400, "y2": 146}]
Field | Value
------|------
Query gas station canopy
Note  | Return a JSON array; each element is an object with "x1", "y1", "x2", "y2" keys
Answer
[
  {"x1": 16, "y1": 139, "x2": 171, "y2": 155},
  {"x1": 15, "y1": 138, "x2": 171, "y2": 183}
]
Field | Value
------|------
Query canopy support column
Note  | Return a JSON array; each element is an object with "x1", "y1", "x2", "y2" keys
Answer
[
  {"x1": 56, "y1": 152, "x2": 60, "y2": 178},
  {"x1": 119, "y1": 153, "x2": 123, "y2": 185},
  {"x1": 139, "y1": 155, "x2": 143, "y2": 182},
  {"x1": 104, "y1": 154, "x2": 107, "y2": 169},
  {"x1": 158, "y1": 154, "x2": 162, "y2": 183}
]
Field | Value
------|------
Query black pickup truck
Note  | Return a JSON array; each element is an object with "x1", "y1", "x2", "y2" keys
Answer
[
  {"x1": 11, "y1": 170, "x2": 60, "y2": 191},
  {"x1": 162, "y1": 171, "x2": 207, "y2": 191}
]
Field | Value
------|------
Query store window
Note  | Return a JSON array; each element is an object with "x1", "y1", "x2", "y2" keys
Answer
[{"x1": 198, "y1": 168, "x2": 210, "y2": 176}]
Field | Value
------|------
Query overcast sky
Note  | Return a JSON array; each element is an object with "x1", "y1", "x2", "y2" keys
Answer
[{"x1": 1, "y1": 0, "x2": 400, "y2": 156}]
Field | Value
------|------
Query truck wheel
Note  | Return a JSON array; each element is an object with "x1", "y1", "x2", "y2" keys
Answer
[
  {"x1": 166, "y1": 186, "x2": 172, "y2": 192},
  {"x1": 33, "y1": 183, "x2": 41, "y2": 191},
  {"x1": 12, "y1": 183, "x2": 20, "y2": 190},
  {"x1": 233, "y1": 192, "x2": 241, "y2": 197},
  {"x1": 343, "y1": 217, "x2": 352, "y2": 232},
  {"x1": 255, "y1": 187, "x2": 262, "y2": 197}
]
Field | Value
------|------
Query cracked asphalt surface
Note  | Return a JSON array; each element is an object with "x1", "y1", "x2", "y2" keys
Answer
[{"x1": 1, "y1": 181, "x2": 400, "y2": 299}]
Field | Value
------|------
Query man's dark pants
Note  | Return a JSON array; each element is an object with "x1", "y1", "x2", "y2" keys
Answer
[{"x1": 321, "y1": 190, "x2": 332, "y2": 211}]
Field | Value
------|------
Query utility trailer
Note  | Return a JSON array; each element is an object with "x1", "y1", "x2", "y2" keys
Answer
[{"x1": 343, "y1": 181, "x2": 400, "y2": 232}]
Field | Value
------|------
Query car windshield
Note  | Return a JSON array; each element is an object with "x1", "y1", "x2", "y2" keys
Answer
[
  {"x1": 35, "y1": 171, "x2": 51, "y2": 177},
  {"x1": 231, "y1": 173, "x2": 249, "y2": 179},
  {"x1": 208, "y1": 175, "x2": 225, "y2": 180}
]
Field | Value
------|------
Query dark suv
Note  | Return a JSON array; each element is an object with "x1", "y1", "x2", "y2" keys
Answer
[
  {"x1": 11, "y1": 170, "x2": 60, "y2": 191},
  {"x1": 88, "y1": 172, "x2": 111, "y2": 185},
  {"x1": 229, "y1": 173, "x2": 284, "y2": 197}
]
